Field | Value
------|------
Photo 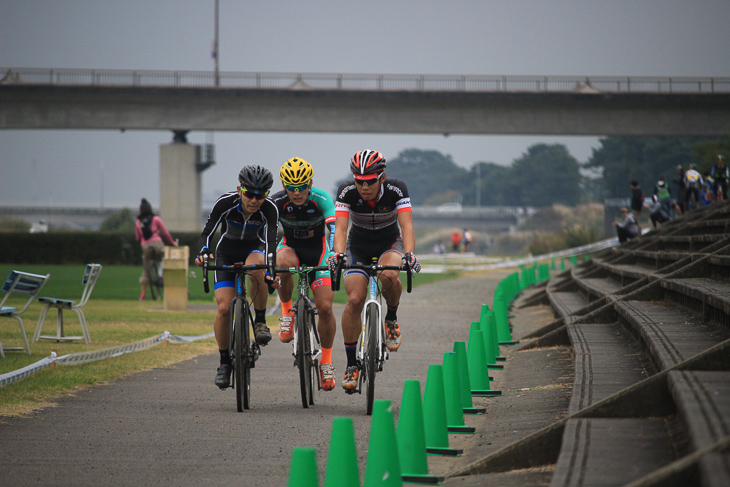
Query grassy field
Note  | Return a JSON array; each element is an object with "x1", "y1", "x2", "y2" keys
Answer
[{"x1": 0, "y1": 263, "x2": 459, "y2": 417}]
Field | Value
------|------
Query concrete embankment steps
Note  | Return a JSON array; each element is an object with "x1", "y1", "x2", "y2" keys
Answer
[{"x1": 449, "y1": 199, "x2": 730, "y2": 486}]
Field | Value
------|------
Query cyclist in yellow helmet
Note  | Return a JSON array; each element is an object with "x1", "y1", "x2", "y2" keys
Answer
[{"x1": 270, "y1": 157, "x2": 338, "y2": 391}]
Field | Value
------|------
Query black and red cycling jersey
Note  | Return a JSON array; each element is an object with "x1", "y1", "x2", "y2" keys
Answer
[{"x1": 334, "y1": 178, "x2": 412, "y2": 243}]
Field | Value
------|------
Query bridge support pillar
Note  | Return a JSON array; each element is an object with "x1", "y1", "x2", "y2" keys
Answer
[{"x1": 159, "y1": 143, "x2": 202, "y2": 232}]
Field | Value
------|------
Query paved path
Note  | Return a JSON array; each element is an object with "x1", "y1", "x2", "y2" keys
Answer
[{"x1": 0, "y1": 271, "x2": 569, "y2": 486}]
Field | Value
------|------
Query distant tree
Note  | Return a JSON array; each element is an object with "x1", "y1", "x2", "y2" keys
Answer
[
  {"x1": 462, "y1": 162, "x2": 514, "y2": 206},
  {"x1": 692, "y1": 135, "x2": 730, "y2": 167},
  {"x1": 585, "y1": 137, "x2": 714, "y2": 198},
  {"x1": 100, "y1": 208, "x2": 135, "y2": 233},
  {"x1": 386, "y1": 149, "x2": 470, "y2": 205},
  {"x1": 510, "y1": 144, "x2": 581, "y2": 207}
]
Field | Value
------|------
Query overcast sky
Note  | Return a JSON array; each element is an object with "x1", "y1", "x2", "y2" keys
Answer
[{"x1": 2, "y1": 1, "x2": 729, "y2": 209}]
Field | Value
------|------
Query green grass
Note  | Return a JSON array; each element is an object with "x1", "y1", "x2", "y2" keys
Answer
[
  {"x1": 0, "y1": 263, "x2": 461, "y2": 417},
  {"x1": 0, "y1": 263, "x2": 214, "y2": 302}
]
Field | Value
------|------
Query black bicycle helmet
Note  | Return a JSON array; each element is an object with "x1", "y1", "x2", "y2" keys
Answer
[
  {"x1": 350, "y1": 150, "x2": 386, "y2": 177},
  {"x1": 238, "y1": 165, "x2": 274, "y2": 193}
]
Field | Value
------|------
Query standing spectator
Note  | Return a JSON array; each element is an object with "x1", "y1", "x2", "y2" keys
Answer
[
  {"x1": 701, "y1": 171, "x2": 715, "y2": 206},
  {"x1": 630, "y1": 180, "x2": 644, "y2": 234},
  {"x1": 613, "y1": 207, "x2": 639, "y2": 243},
  {"x1": 711, "y1": 154, "x2": 729, "y2": 201},
  {"x1": 461, "y1": 228, "x2": 473, "y2": 254},
  {"x1": 684, "y1": 164, "x2": 703, "y2": 210},
  {"x1": 653, "y1": 175, "x2": 673, "y2": 219},
  {"x1": 135, "y1": 198, "x2": 177, "y2": 300},
  {"x1": 450, "y1": 229, "x2": 461, "y2": 252},
  {"x1": 673, "y1": 165, "x2": 686, "y2": 215}
]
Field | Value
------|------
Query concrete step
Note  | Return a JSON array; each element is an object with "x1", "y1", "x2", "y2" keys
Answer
[
  {"x1": 550, "y1": 418, "x2": 676, "y2": 487},
  {"x1": 567, "y1": 323, "x2": 650, "y2": 414},
  {"x1": 662, "y1": 277, "x2": 730, "y2": 318},
  {"x1": 615, "y1": 300, "x2": 730, "y2": 371},
  {"x1": 668, "y1": 370, "x2": 730, "y2": 451},
  {"x1": 548, "y1": 291, "x2": 589, "y2": 322}
]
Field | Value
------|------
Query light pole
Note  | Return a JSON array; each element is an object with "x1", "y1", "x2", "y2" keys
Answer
[{"x1": 213, "y1": 0, "x2": 220, "y2": 86}]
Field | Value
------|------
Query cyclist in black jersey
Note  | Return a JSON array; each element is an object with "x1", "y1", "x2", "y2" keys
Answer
[
  {"x1": 195, "y1": 165, "x2": 279, "y2": 389},
  {"x1": 270, "y1": 157, "x2": 338, "y2": 391},
  {"x1": 328, "y1": 150, "x2": 421, "y2": 392}
]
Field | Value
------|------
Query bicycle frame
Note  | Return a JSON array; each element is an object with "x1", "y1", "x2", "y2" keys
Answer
[
  {"x1": 202, "y1": 256, "x2": 275, "y2": 411},
  {"x1": 275, "y1": 264, "x2": 327, "y2": 407},
  {"x1": 332, "y1": 259, "x2": 412, "y2": 414},
  {"x1": 357, "y1": 274, "x2": 383, "y2": 371}
]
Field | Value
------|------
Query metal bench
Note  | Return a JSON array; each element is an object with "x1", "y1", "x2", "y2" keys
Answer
[
  {"x1": 0, "y1": 270, "x2": 50, "y2": 357},
  {"x1": 33, "y1": 264, "x2": 102, "y2": 344}
]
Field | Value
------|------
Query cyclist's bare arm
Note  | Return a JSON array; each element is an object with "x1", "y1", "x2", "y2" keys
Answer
[
  {"x1": 397, "y1": 211, "x2": 416, "y2": 255},
  {"x1": 332, "y1": 215, "x2": 350, "y2": 255}
]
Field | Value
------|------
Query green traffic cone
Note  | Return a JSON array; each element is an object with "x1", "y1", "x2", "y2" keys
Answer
[
  {"x1": 453, "y1": 341, "x2": 486, "y2": 414},
  {"x1": 364, "y1": 400, "x2": 402, "y2": 487},
  {"x1": 289, "y1": 447, "x2": 319, "y2": 487},
  {"x1": 397, "y1": 380, "x2": 445, "y2": 484},
  {"x1": 442, "y1": 352, "x2": 475, "y2": 433},
  {"x1": 422, "y1": 364, "x2": 462, "y2": 456},
  {"x1": 478, "y1": 307, "x2": 502, "y2": 367},
  {"x1": 467, "y1": 328, "x2": 493, "y2": 395},
  {"x1": 324, "y1": 417, "x2": 360, "y2": 487}
]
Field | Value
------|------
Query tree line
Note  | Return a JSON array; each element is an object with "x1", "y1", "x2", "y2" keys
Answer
[{"x1": 352, "y1": 136, "x2": 730, "y2": 208}]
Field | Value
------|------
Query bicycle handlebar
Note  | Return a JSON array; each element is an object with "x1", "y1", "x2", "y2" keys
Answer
[
  {"x1": 274, "y1": 265, "x2": 329, "y2": 274},
  {"x1": 202, "y1": 255, "x2": 275, "y2": 294},
  {"x1": 331, "y1": 261, "x2": 412, "y2": 294}
]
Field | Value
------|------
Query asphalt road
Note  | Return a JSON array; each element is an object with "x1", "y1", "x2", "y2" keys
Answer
[{"x1": 1, "y1": 270, "x2": 538, "y2": 486}]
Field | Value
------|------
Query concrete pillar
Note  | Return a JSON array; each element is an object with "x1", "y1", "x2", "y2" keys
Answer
[{"x1": 159, "y1": 143, "x2": 201, "y2": 232}]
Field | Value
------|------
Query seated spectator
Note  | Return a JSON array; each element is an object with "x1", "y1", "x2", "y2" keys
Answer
[{"x1": 613, "y1": 207, "x2": 639, "y2": 243}]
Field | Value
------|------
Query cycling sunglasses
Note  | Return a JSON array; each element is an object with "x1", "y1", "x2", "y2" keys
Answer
[
  {"x1": 241, "y1": 187, "x2": 269, "y2": 200},
  {"x1": 285, "y1": 182, "x2": 310, "y2": 193},
  {"x1": 354, "y1": 174, "x2": 382, "y2": 186}
]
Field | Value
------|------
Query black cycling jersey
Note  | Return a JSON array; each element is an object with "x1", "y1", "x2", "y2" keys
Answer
[
  {"x1": 198, "y1": 191, "x2": 279, "y2": 261},
  {"x1": 335, "y1": 178, "x2": 412, "y2": 243}
]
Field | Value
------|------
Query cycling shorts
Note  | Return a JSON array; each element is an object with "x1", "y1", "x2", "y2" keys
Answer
[
  {"x1": 344, "y1": 235, "x2": 404, "y2": 279},
  {"x1": 277, "y1": 236, "x2": 332, "y2": 290},
  {"x1": 214, "y1": 238, "x2": 266, "y2": 290}
]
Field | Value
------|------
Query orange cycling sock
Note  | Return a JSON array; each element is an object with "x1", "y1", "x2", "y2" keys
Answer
[
  {"x1": 321, "y1": 347, "x2": 332, "y2": 365},
  {"x1": 281, "y1": 300, "x2": 292, "y2": 316}
]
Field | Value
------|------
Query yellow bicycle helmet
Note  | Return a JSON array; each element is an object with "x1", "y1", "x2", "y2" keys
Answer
[{"x1": 280, "y1": 157, "x2": 314, "y2": 186}]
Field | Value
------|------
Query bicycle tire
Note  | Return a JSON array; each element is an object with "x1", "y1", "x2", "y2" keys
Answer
[
  {"x1": 148, "y1": 258, "x2": 163, "y2": 301},
  {"x1": 233, "y1": 299, "x2": 251, "y2": 412},
  {"x1": 365, "y1": 303, "x2": 379, "y2": 416},
  {"x1": 307, "y1": 307, "x2": 318, "y2": 405},
  {"x1": 296, "y1": 301, "x2": 312, "y2": 408}
]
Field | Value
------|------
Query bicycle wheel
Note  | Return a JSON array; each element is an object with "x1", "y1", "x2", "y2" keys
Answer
[
  {"x1": 364, "y1": 303, "x2": 379, "y2": 416},
  {"x1": 307, "y1": 307, "x2": 319, "y2": 405},
  {"x1": 296, "y1": 300, "x2": 312, "y2": 408},
  {"x1": 148, "y1": 258, "x2": 163, "y2": 301},
  {"x1": 233, "y1": 299, "x2": 251, "y2": 412}
]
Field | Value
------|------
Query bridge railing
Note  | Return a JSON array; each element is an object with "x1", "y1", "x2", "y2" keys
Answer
[{"x1": 2, "y1": 67, "x2": 729, "y2": 93}]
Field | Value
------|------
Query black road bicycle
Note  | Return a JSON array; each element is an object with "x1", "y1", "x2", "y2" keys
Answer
[
  {"x1": 202, "y1": 256, "x2": 274, "y2": 412},
  {"x1": 147, "y1": 247, "x2": 164, "y2": 301},
  {"x1": 275, "y1": 264, "x2": 328, "y2": 408},
  {"x1": 332, "y1": 258, "x2": 412, "y2": 415}
]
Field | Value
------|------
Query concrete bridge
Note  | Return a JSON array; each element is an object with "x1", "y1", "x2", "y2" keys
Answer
[
  {"x1": 3, "y1": 67, "x2": 729, "y2": 232},
  {"x1": 2, "y1": 68, "x2": 730, "y2": 136}
]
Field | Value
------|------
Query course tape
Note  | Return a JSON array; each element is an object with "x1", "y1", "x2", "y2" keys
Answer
[{"x1": 0, "y1": 331, "x2": 215, "y2": 388}]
